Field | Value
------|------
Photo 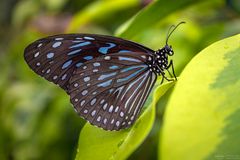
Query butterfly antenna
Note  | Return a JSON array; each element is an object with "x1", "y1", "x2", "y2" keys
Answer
[{"x1": 166, "y1": 21, "x2": 186, "y2": 45}]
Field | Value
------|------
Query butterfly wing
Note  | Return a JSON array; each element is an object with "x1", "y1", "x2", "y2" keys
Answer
[
  {"x1": 68, "y1": 52, "x2": 157, "y2": 130},
  {"x1": 24, "y1": 34, "x2": 153, "y2": 90}
]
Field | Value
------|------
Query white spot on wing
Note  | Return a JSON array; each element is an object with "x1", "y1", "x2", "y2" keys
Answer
[
  {"x1": 55, "y1": 37, "x2": 64, "y2": 40},
  {"x1": 91, "y1": 110, "x2": 96, "y2": 116},
  {"x1": 82, "y1": 90, "x2": 88, "y2": 95},
  {"x1": 37, "y1": 43, "x2": 42, "y2": 47},
  {"x1": 34, "y1": 52, "x2": 40, "y2": 57},
  {"x1": 84, "y1": 36, "x2": 95, "y2": 40},
  {"x1": 111, "y1": 119, "x2": 114, "y2": 124},
  {"x1": 103, "y1": 103, "x2": 108, "y2": 110},
  {"x1": 84, "y1": 77, "x2": 90, "y2": 82},
  {"x1": 46, "y1": 69, "x2": 51, "y2": 74},
  {"x1": 97, "y1": 116, "x2": 101, "y2": 122},
  {"x1": 141, "y1": 55, "x2": 146, "y2": 59},
  {"x1": 93, "y1": 62, "x2": 100, "y2": 67},
  {"x1": 120, "y1": 112, "x2": 124, "y2": 117},
  {"x1": 100, "y1": 99, "x2": 105, "y2": 104},
  {"x1": 74, "y1": 83, "x2": 79, "y2": 87},
  {"x1": 93, "y1": 69, "x2": 98, "y2": 72},
  {"x1": 80, "y1": 100, "x2": 85, "y2": 106},
  {"x1": 90, "y1": 98, "x2": 97, "y2": 105},
  {"x1": 61, "y1": 74, "x2": 67, "y2": 80},
  {"x1": 103, "y1": 118, "x2": 107, "y2": 124},
  {"x1": 74, "y1": 83, "x2": 78, "y2": 87},
  {"x1": 104, "y1": 56, "x2": 111, "y2": 60},
  {"x1": 52, "y1": 41, "x2": 62, "y2": 48},
  {"x1": 114, "y1": 106, "x2": 119, "y2": 113},
  {"x1": 116, "y1": 121, "x2": 120, "y2": 127},
  {"x1": 109, "y1": 105, "x2": 113, "y2": 113}
]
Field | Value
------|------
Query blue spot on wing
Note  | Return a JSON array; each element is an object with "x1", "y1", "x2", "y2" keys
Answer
[
  {"x1": 62, "y1": 60, "x2": 72, "y2": 69},
  {"x1": 47, "y1": 52, "x2": 54, "y2": 59},
  {"x1": 119, "y1": 50, "x2": 131, "y2": 53},
  {"x1": 118, "y1": 56, "x2": 141, "y2": 62},
  {"x1": 98, "y1": 43, "x2": 116, "y2": 54},
  {"x1": 109, "y1": 88, "x2": 114, "y2": 93},
  {"x1": 69, "y1": 41, "x2": 91, "y2": 49},
  {"x1": 98, "y1": 72, "x2": 117, "y2": 80},
  {"x1": 109, "y1": 65, "x2": 119, "y2": 69},
  {"x1": 84, "y1": 56, "x2": 93, "y2": 60},
  {"x1": 67, "y1": 49, "x2": 82, "y2": 56},
  {"x1": 120, "y1": 65, "x2": 146, "y2": 73},
  {"x1": 117, "y1": 67, "x2": 146, "y2": 83},
  {"x1": 97, "y1": 79, "x2": 112, "y2": 87},
  {"x1": 76, "y1": 62, "x2": 83, "y2": 67}
]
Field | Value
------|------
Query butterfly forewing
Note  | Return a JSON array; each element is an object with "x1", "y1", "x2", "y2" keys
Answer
[
  {"x1": 68, "y1": 52, "x2": 157, "y2": 130},
  {"x1": 24, "y1": 34, "x2": 153, "y2": 90}
]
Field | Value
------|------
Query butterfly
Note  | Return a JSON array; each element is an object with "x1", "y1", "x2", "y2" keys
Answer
[{"x1": 24, "y1": 22, "x2": 185, "y2": 131}]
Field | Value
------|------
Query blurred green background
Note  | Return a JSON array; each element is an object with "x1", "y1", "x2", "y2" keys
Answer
[{"x1": 0, "y1": 0, "x2": 240, "y2": 159}]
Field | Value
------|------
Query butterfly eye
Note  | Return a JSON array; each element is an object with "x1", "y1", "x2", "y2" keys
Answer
[
  {"x1": 169, "y1": 50, "x2": 174, "y2": 56},
  {"x1": 168, "y1": 49, "x2": 174, "y2": 56}
]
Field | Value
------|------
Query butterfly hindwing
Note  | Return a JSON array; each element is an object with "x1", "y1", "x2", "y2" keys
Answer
[
  {"x1": 24, "y1": 34, "x2": 153, "y2": 90},
  {"x1": 68, "y1": 52, "x2": 157, "y2": 130}
]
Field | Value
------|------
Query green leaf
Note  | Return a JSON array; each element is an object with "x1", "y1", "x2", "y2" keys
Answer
[
  {"x1": 66, "y1": 0, "x2": 139, "y2": 32},
  {"x1": 115, "y1": 0, "x2": 204, "y2": 39},
  {"x1": 159, "y1": 34, "x2": 240, "y2": 160},
  {"x1": 75, "y1": 80, "x2": 174, "y2": 160}
]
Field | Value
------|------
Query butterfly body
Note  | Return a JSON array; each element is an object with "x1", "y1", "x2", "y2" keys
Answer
[{"x1": 24, "y1": 27, "x2": 180, "y2": 130}]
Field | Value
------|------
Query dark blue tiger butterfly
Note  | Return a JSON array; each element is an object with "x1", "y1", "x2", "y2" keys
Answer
[{"x1": 24, "y1": 22, "x2": 185, "y2": 131}]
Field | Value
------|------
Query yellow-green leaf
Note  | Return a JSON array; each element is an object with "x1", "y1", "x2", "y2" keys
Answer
[
  {"x1": 159, "y1": 34, "x2": 240, "y2": 160},
  {"x1": 116, "y1": 0, "x2": 204, "y2": 39},
  {"x1": 67, "y1": 0, "x2": 138, "y2": 32}
]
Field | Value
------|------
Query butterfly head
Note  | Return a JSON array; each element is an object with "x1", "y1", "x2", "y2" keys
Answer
[
  {"x1": 164, "y1": 45, "x2": 174, "y2": 56},
  {"x1": 154, "y1": 44, "x2": 174, "y2": 62}
]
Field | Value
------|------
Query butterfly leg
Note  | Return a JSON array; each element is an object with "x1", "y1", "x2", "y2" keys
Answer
[
  {"x1": 160, "y1": 74, "x2": 165, "y2": 84},
  {"x1": 160, "y1": 71, "x2": 173, "y2": 84},
  {"x1": 166, "y1": 69, "x2": 173, "y2": 78},
  {"x1": 166, "y1": 60, "x2": 177, "y2": 80}
]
